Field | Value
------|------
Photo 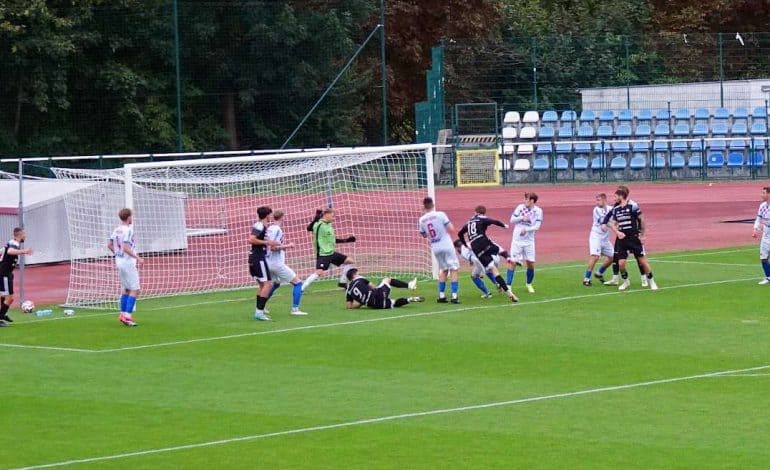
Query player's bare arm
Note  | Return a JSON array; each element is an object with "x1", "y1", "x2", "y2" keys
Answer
[
  {"x1": 6, "y1": 247, "x2": 32, "y2": 256},
  {"x1": 122, "y1": 244, "x2": 144, "y2": 264},
  {"x1": 107, "y1": 239, "x2": 114, "y2": 254},
  {"x1": 249, "y1": 234, "x2": 280, "y2": 247}
]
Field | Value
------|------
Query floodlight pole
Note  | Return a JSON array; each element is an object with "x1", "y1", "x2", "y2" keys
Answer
[
  {"x1": 17, "y1": 159, "x2": 25, "y2": 303},
  {"x1": 380, "y1": 0, "x2": 388, "y2": 145},
  {"x1": 173, "y1": 0, "x2": 183, "y2": 151}
]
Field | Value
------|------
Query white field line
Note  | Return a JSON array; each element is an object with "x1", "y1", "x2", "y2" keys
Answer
[
  {"x1": 0, "y1": 343, "x2": 94, "y2": 353},
  {"x1": 712, "y1": 373, "x2": 770, "y2": 377},
  {"x1": 11, "y1": 362, "x2": 770, "y2": 470},
  {"x1": 93, "y1": 276, "x2": 757, "y2": 354},
  {"x1": 651, "y1": 259, "x2": 757, "y2": 268}
]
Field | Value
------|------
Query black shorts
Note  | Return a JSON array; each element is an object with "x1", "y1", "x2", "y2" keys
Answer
[
  {"x1": 0, "y1": 274, "x2": 13, "y2": 295},
  {"x1": 614, "y1": 237, "x2": 645, "y2": 260},
  {"x1": 470, "y1": 239, "x2": 500, "y2": 269},
  {"x1": 249, "y1": 258, "x2": 271, "y2": 282},
  {"x1": 316, "y1": 252, "x2": 348, "y2": 270},
  {"x1": 366, "y1": 285, "x2": 392, "y2": 309}
]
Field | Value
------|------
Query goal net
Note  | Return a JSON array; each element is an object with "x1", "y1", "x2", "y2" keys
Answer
[
  {"x1": 455, "y1": 148, "x2": 500, "y2": 187},
  {"x1": 52, "y1": 144, "x2": 435, "y2": 308}
]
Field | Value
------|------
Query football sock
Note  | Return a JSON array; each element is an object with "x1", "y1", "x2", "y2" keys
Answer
[
  {"x1": 486, "y1": 272, "x2": 497, "y2": 285},
  {"x1": 620, "y1": 270, "x2": 628, "y2": 279},
  {"x1": 292, "y1": 283, "x2": 303, "y2": 309},
  {"x1": 506, "y1": 268, "x2": 514, "y2": 285},
  {"x1": 256, "y1": 295, "x2": 267, "y2": 311},
  {"x1": 646, "y1": 272, "x2": 654, "y2": 279},
  {"x1": 598, "y1": 265, "x2": 607, "y2": 275},
  {"x1": 301, "y1": 273, "x2": 318, "y2": 290},
  {"x1": 584, "y1": 270, "x2": 592, "y2": 280},
  {"x1": 450, "y1": 281, "x2": 459, "y2": 299},
  {"x1": 612, "y1": 263, "x2": 619, "y2": 275},
  {"x1": 268, "y1": 283, "x2": 281, "y2": 299},
  {"x1": 124, "y1": 296, "x2": 136, "y2": 317},
  {"x1": 438, "y1": 281, "x2": 446, "y2": 298},
  {"x1": 339, "y1": 264, "x2": 354, "y2": 283},
  {"x1": 119, "y1": 294, "x2": 129, "y2": 312},
  {"x1": 390, "y1": 278, "x2": 409, "y2": 288},
  {"x1": 762, "y1": 259, "x2": 770, "y2": 278},
  {"x1": 494, "y1": 275, "x2": 509, "y2": 292},
  {"x1": 394, "y1": 298, "x2": 409, "y2": 308},
  {"x1": 637, "y1": 261, "x2": 645, "y2": 275},
  {"x1": 526, "y1": 268, "x2": 534, "y2": 284},
  {"x1": 0, "y1": 302, "x2": 9, "y2": 317},
  {"x1": 471, "y1": 276, "x2": 490, "y2": 294}
]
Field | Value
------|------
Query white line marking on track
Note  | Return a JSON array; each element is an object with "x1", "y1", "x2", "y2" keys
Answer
[
  {"x1": 0, "y1": 343, "x2": 94, "y2": 353},
  {"x1": 11, "y1": 362, "x2": 770, "y2": 470},
  {"x1": 651, "y1": 259, "x2": 756, "y2": 268}
]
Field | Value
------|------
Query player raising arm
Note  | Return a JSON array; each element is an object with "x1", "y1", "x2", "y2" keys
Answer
[
  {"x1": 265, "y1": 210, "x2": 308, "y2": 316},
  {"x1": 345, "y1": 268, "x2": 423, "y2": 309},
  {"x1": 302, "y1": 208, "x2": 356, "y2": 291},
  {"x1": 418, "y1": 197, "x2": 461, "y2": 303},
  {"x1": 0, "y1": 227, "x2": 33, "y2": 326},
  {"x1": 507, "y1": 192, "x2": 543, "y2": 293},
  {"x1": 457, "y1": 206, "x2": 518, "y2": 302},
  {"x1": 752, "y1": 186, "x2": 770, "y2": 284}
]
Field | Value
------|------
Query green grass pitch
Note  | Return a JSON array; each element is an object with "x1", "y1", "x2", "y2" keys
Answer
[{"x1": 4, "y1": 246, "x2": 770, "y2": 469}]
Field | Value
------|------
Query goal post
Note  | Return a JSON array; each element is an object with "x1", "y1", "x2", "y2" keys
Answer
[
  {"x1": 455, "y1": 148, "x2": 500, "y2": 187},
  {"x1": 53, "y1": 144, "x2": 437, "y2": 308}
]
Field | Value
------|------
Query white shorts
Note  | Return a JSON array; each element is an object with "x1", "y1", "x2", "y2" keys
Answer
[
  {"x1": 510, "y1": 241, "x2": 536, "y2": 263},
  {"x1": 589, "y1": 235, "x2": 614, "y2": 258},
  {"x1": 471, "y1": 254, "x2": 499, "y2": 277},
  {"x1": 117, "y1": 263, "x2": 140, "y2": 291},
  {"x1": 269, "y1": 262, "x2": 298, "y2": 284},
  {"x1": 433, "y1": 246, "x2": 460, "y2": 271},
  {"x1": 761, "y1": 238, "x2": 770, "y2": 259}
]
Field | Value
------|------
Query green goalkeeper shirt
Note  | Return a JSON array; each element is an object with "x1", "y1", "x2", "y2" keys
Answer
[{"x1": 312, "y1": 220, "x2": 336, "y2": 256}]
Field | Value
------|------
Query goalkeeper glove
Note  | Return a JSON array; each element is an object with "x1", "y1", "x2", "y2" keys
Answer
[{"x1": 345, "y1": 236, "x2": 356, "y2": 243}]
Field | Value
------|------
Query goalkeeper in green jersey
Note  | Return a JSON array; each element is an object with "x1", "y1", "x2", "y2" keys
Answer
[{"x1": 301, "y1": 208, "x2": 356, "y2": 291}]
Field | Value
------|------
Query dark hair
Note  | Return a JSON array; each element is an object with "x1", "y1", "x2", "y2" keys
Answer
[
  {"x1": 345, "y1": 267, "x2": 359, "y2": 281},
  {"x1": 499, "y1": 250, "x2": 509, "y2": 259},
  {"x1": 257, "y1": 206, "x2": 273, "y2": 220},
  {"x1": 13, "y1": 227, "x2": 24, "y2": 237},
  {"x1": 423, "y1": 197, "x2": 434, "y2": 210},
  {"x1": 764, "y1": 187, "x2": 770, "y2": 193},
  {"x1": 617, "y1": 185, "x2": 630, "y2": 195},
  {"x1": 615, "y1": 187, "x2": 629, "y2": 199},
  {"x1": 597, "y1": 193, "x2": 607, "y2": 199},
  {"x1": 526, "y1": 192, "x2": 539, "y2": 203},
  {"x1": 273, "y1": 210, "x2": 284, "y2": 221},
  {"x1": 118, "y1": 208, "x2": 132, "y2": 222},
  {"x1": 475, "y1": 205, "x2": 486, "y2": 215}
]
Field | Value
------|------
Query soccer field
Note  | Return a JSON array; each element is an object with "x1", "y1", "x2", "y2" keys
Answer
[{"x1": 4, "y1": 246, "x2": 770, "y2": 469}]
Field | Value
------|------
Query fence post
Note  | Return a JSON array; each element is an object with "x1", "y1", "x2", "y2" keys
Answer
[
  {"x1": 379, "y1": 0, "x2": 388, "y2": 145},
  {"x1": 172, "y1": 0, "x2": 183, "y2": 152},
  {"x1": 718, "y1": 32, "x2": 724, "y2": 108},
  {"x1": 17, "y1": 159, "x2": 25, "y2": 304},
  {"x1": 531, "y1": 37, "x2": 538, "y2": 109},
  {"x1": 625, "y1": 36, "x2": 631, "y2": 109}
]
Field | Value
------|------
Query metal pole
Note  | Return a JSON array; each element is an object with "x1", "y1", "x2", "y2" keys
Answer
[
  {"x1": 718, "y1": 32, "x2": 724, "y2": 107},
  {"x1": 17, "y1": 159, "x2": 24, "y2": 303},
  {"x1": 380, "y1": 0, "x2": 388, "y2": 145},
  {"x1": 173, "y1": 0, "x2": 183, "y2": 151},
  {"x1": 625, "y1": 36, "x2": 631, "y2": 109},
  {"x1": 531, "y1": 37, "x2": 538, "y2": 109}
]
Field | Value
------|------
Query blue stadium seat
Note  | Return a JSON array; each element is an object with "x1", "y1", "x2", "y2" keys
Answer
[
  {"x1": 539, "y1": 126, "x2": 555, "y2": 139},
  {"x1": 632, "y1": 141, "x2": 650, "y2": 154},
  {"x1": 536, "y1": 142, "x2": 554, "y2": 155},
  {"x1": 555, "y1": 157, "x2": 569, "y2": 170},
  {"x1": 670, "y1": 155, "x2": 686, "y2": 169},
  {"x1": 556, "y1": 142, "x2": 572, "y2": 154},
  {"x1": 561, "y1": 110, "x2": 577, "y2": 124},
  {"x1": 597, "y1": 125, "x2": 613, "y2": 138},
  {"x1": 655, "y1": 109, "x2": 670, "y2": 122},
  {"x1": 653, "y1": 155, "x2": 666, "y2": 168},
  {"x1": 690, "y1": 139, "x2": 703, "y2": 152},
  {"x1": 612, "y1": 141, "x2": 630, "y2": 154},
  {"x1": 671, "y1": 140, "x2": 688, "y2": 152},
  {"x1": 751, "y1": 121, "x2": 767, "y2": 135},
  {"x1": 573, "y1": 157, "x2": 589, "y2": 170},
  {"x1": 577, "y1": 125, "x2": 594, "y2": 137},
  {"x1": 707, "y1": 153, "x2": 725, "y2": 167},
  {"x1": 729, "y1": 139, "x2": 746, "y2": 151},
  {"x1": 727, "y1": 152, "x2": 744, "y2": 167},
  {"x1": 688, "y1": 155, "x2": 702, "y2": 168},
  {"x1": 618, "y1": 109, "x2": 633, "y2": 123},
  {"x1": 541, "y1": 110, "x2": 558, "y2": 127},
  {"x1": 673, "y1": 123, "x2": 690, "y2": 137},
  {"x1": 732, "y1": 122, "x2": 748, "y2": 135},
  {"x1": 557, "y1": 126, "x2": 573, "y2": 139},
  {"x1": 636, "y1": 109, "x2": 653, "y2": 125},
  {"x1": 750, "y1": 152, "x2": 765, "y2": 166},
  {"x1": 574, "y1": 142, "x2": 592, "y2": 154},
  {"x1": 733, "y1": 107, "x2": 749, "y2": 125},
  {"x1": 752, "y1": 106, "x2": 768, "y2": 123},
  {"x1": 653, "y1": 123, "x2": 669, "y2": 137},
  {"x1": 694, "y1": 108, "x2": 710, "y2": 124},
  {"x1": 579, "y1": 110, "x2": 595, "y2": 125},
  {"x1": 674, "y1": 108, "x2": 690, "y2": 124},
  {"x1": 599, "y1": 110, "x2": 614, "y2": 125},
  {"x1": 653, "y1": 139, "x2": 668, "y2": 153},
  {"x1": 630, "y1": 156, "x2": 646, "y2": 169},
  {"x1": 692, "y1": 123, "x2": 708, "y2": 136},
  {"x1": 634, "y1": 124, "x2": 651, "y2": 137},
  {"x1": 753, "y1": 138, "x2": 767, "y2": 150},
  {"x1": 711, "y1": 122, "x2": 728, "y2": 136},
  {"x1": 615, "y1": 123, "x2": 632, "y2": 138},
  {"x1": 533, "y1": 158, "x2": 549, "y2": 170},
  {"x1": 591, "y1": 156, "x2": 606, "y2": 169},
  {"x1": 610, "y1": 156, "x2": 627, "y2": 169},
  {"x1": 713, "y1": 107, "x2": 730, "y2": 125},
  {"x1": 709, "y1": 139, "x2": 726, "y2": 151}
]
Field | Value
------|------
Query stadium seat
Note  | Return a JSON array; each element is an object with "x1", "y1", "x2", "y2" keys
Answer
[
  {"x1": 513, "y1": 158, "x2": 531, "y2": 171},
  {"x1": 557, "y1": 126, "x2": 573, "y2": 139},
  {"x1": 573, "y1": 157, "x2": 589, "y2": 170},
  {"x1": 713, "y1": 107, "x2": 730, "y2": 125},
  {"x1": 610, "y1": 156, "x2": 627, "y2": 169},
  {"x1": 596, "y1": 125, "x2": 613, "y2": 138},
  {"x1": 561, "y1": 110, "x2": 577, "y2": 124},
  {"x1": 502, "y1": 127, "x2": 517, "y2": 140},
  {"x1": 636, "y1": 109, "x2": 653, "y2": 126},
  {"x1": 630, "y1": 156, "x2": 646, "y2": 169},
  {"x1": 690, "y1": 139, "x2": 704, "y2": 153},
  {"x1": 612, "y1": 140, "x2": 630, "y2": 154},
  {"x1": 577, "y1": 125, "x2": 594, "y2": 138},
  {"x1": 541, "y1": 110, "x2": 558, "y2": 127},
  {"x1": 707, "y1": 153, "x2": 725, "y2": 167},
  {"x1": 556, "y1": 142, "x2": 572, "y2": 154},
  {"x1": 634, "y1": 124, "x2": 651, "y2": 137},
  {"x1": 517, "y1": 144, "x2": 534, "y2": 155},
  {"x1": 733, "y1": 107, "x2": 749, "y2": 126},
  {"x1": 538, "y1": 126, "x2": 555, "y2": 139},
  {"x1": 655, "y1": 108, "x2": 670, "y2": 123},
  {"x1": 599, "y1": 110, "x2": 614, "y2": 126},
  {"x1": 727, "y1": 152, "x2": 744, "y2": 167},
  {"x1": 632, "y1": 141, "x2": 650, "y2": 154},
  {"x1": 694, "y1": 108, "x2": 710, "y2": 125},
  {"x1": 671, "y1": 140, "x2": 688, "y2": 152},
  {"x1": 673, "y1": 123, "x2": 690, "y2": 137},
  {"x1": 519, "y1": 126, "x2": 537, "y2": 139},
  {"x1": 692, "y1": 123, "x2": 708, "y2": 136},
  {"x1": 653, "y1": 123, "x2": 669, "y2": 137},
  {"x1": 688, "y1": 155, "x2": 702, "y2": 167},
  {"x1": 709, "y1": 139, "x2": 726, "y2": 151},
  {"x1": 522, "y1": 111, "x2": 540, "y2": 126},
  {"x1": 711, "y1": 122, "x2": 728, "y2": 136},
  {"x1": 533, "y1": 158, "x2": 549, "y2": 170},
  {"x1": 670, "y1": 155, "x2": 686, "y2": 169},
  {"x1": 674, "y1": 108, "x2": 690, "y2": 125},
  {"x1": 579, "y1": 110, "x2": 596, "y2": 126},
  {"x1": 653, "y1": 155, "x2": 666, "y2": 168},
  {"x1": 615, "y1": 123, "x2": 632, "y2": 138},
  {"x1": 555, "y1": 157, "x2": 569, "y2": 170},
  {"x1": 752, "y1": 138, "x2": 767, "y2": 150},
  {"x1": 732, "y1": 122, "x2": 748, "y2": 135},
  {"x1": 729, "y1": 139, "x2": 746, "y2": 151},
  {"x1": 536, "y1": 142, "x2": 554, "y2": 155},
  {"x1": 574, "y1": 142, "x2": 592, "y2": 154},
  {"x1": 618, "y1": 109, "x2": 633, "y2": 123},
  {"x1": 653, "y1": 139, "x2": 668, "y2": 154},
  {"x1": 749, "y1": 152, "x2": 765, "y2": 166},
  {"x1": 502, "y1": 143, "x2": 515, "y2": 156},
  {"x1": 751, "y1": 121, "x2": 767, "y2": 135},
  {"x1": 591, "y1": 156, "x2": 606, "y2": 169},
  {"x1": 752, "y1": 106, "x2": 767, "y2": 123},
  {"x1": 503, "y1": 111, "x2": 521, "y2": 126}
]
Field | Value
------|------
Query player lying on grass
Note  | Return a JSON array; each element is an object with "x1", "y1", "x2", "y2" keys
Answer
[
  {"x1": 454, "y1": 239, "x2": 508, "y2": 299},
  {"x1": 344, "y1": 268, "x2": 423, "y2": 309},
  {"x1": 303, "y1": 208, "x2": 356, "y2": 291}
]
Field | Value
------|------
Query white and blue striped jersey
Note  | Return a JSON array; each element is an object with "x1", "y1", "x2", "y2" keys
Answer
[
  {"x1": 755, "y1": 202, "x2": 770, "y2": 239},
  {"x1": 418, "y1": 210, "x2": 454, "y2": 251},
  {"x1": 110, "y1": 224, "x2": 136, "y2": 266},
  {"x1": 266, "y1": 224, "x2": 286, "y2": 266},
  {"x1": 591, "y1": 205, "x2": 611, "y2": 240},
  {"x1": 510, "y1": 204, "x2": 543, "y2": 245}
]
